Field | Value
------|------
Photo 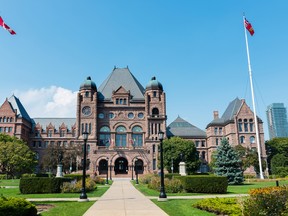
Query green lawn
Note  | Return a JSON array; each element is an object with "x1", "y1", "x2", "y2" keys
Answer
[
  {"x1": 33, "y1": 201, "x2": 94, "y2": 216},
  {"x1": 0, "y1": 185, "x2": 109, "y2": 198},
  {"x1": 134, "y1": 179, "x2": 288, "y2": 197},
  {"x1": 152, "y1": 199, "x2": 215, "y2": 216},
  {"x1": 0, "y1": 179, "x2": 20, "y2": 187}
]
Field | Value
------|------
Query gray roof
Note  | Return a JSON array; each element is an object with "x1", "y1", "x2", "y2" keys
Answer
[
  {"x1": 32, "y1": 118, "x2": 76, "y2": 132},
  {"x1": 98, "y1": 67, "x2": 145, "y2": 101},
  {"x1": 206, "y1": 98, "x2": 242, "y2": 127},
  {"x1": 167, "y1": 116, "x2": 206, "y2": 138},
  {"x1": 8, "y1": 95, "x2": 31, "y2": 122}
]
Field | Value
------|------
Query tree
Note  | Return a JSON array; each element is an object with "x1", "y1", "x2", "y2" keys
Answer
[
  {"x1": 162, "y1": 137, "x2": 200, "y2": 174},
  {"x1": 265, "y1": 138, "x2": 288, "y2": 175},
  {"x1": 40, "y1": 143, "x2": 82, "y2": 174},
  {"x1": 214, "y1": 138, "x2": 244, "y2": 185},
  {"x1": 0, "y1": 133, "x2": 37, "y2": 177}
]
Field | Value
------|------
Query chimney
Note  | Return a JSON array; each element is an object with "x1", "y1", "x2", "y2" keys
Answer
[{"x1": 213, "y1": 111, "x2": 219, "y2": 119}]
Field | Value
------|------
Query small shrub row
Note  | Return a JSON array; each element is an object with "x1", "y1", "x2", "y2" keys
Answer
[
  {"x1": 61, "y1": 178, "x2": 97, "y2": 193},
  {"x1": 193, "y1": 197, "x2": 242, "y2": 216},
  {"x1": 64, "y1": 174, "x2": 90, "y2": 181},
  {"x1": 19, "y1": 177, "x2": 71, "y2": 194},
  {"x1": 242, "y1": 185, "x2": 288, "y2": 216},
  {"x1": 0, "y1": 196, "x2": 37, "y2": 216},
  {"x1": 148, "y1": 176, "x2": 184, "y2": 193},
  {"x1": 175, "y1": 175, "x2": 228, "y2": 193},
  {"x1": 139, "y1": 173, "x2": 157, "y2": 185},
  {"x1": 164, "y1": 173, "x2": 180, "y2": 179}
]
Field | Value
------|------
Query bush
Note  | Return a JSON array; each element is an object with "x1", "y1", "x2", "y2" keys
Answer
[
  {"x1": 175, "y1": 175, "x2": 228, "y2": 193},
  {"x1": 21, "y1": 173, "x2": 36, "y2": 178},
  {"x1": 148, "y1": 176, "x2": 184, "y2": 193},
  {"x1": 0, "y1": 196, "x2": 37, "y2": 216},
  {"x1": 61, "y1": 178, "x2": 96, "y2": 193},
  {"x1": 64, "y1": 174, "x2": 90, "y2": 181},
  {"x1": 0, "y1": 174, "x2": 6, "y2": 180},
  {"x1": 92, "y1": 176, "x2": 106, "y2": 185},
  {"x1": 164, "y1": 173, "x2": 181, "y2": 179},
  {"x1": 139, "y1": 173, "x2": 157, "y2": 185},
  {"x1": 19, "y1": 177, "x2": 71, "y2": 194},
  {"x1": 242, "y1": 185, "x2": 288, "y2": 216},
  {"x1": 193, "y1": 197, "x2": 242, "y2": 216}
]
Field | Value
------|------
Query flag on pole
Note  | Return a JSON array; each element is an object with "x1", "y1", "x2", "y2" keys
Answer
[
  {"x1": 244, "y1": 18, "x2": 254, "y2": 36},
  {"x1": 0, "y1": 16, "x2": 16, "y2": 35}
]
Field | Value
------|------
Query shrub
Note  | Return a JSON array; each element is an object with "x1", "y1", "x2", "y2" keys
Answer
[
  {"x1": 242, "y1": 185, "x2": 288, "y2": 216},
  {"x1": 21, "y1": 173, "x2": 36, "y2": 178},
  {"x1": 64, "y1": 174, "x2": 90, "y2": 181},
  {"x1": 0, "y1": 196, "x2": 37, "y2": 216},
  {"x1": 0, "y1": 174, "x2": 6, "y2": 180},
  {"x1": 148, "y1": 176, "x2": 184, "y2": 193},
  {"x1": 193, "y1": 197, "x2": 242, "y2": 216},
  {"x1": 61, "y1": 178, "x2": 96, "y2": 193},
  {"x1": 175, "y1": 175, "x2": 228, "y2": 193},
  {"x1": 139, "y1": 173, "x2": 156, "y2": 185},
  {"x1": 19, "y1": 177, "x2": 71, "y2": 194},
  {"x1": 164, "y1": 173, "x2": 181, "y2": 179},
  {"x1": 92, "y1": 176, "x2": 106, "y2": 185}
]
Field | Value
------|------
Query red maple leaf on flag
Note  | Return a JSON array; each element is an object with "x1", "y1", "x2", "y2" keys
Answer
[{"x1": 0, "y1": 16, "x2": 16, "y2": 35}]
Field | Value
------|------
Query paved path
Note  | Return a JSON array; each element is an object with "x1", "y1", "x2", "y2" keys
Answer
[{"x1": 83, "y1": 178, "x2": 168, "y2": 216}]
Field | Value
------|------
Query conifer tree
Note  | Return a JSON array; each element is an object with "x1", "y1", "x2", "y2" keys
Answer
[{"x1": 214, "y1": 138, "x2": 244, "y2": 185}]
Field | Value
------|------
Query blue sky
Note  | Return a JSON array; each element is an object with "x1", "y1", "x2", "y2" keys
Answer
[{"x1": 1, "y1": 1, "x2": 288, "y2": 140}]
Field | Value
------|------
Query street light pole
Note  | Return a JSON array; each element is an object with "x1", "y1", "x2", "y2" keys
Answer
[
  {"x1": 158, "y1": 131, "x2": 167, "y2": 201},
  {"x1": 131, "y1": 158, "x2": 134, "y2": 180},
  {"x1": 79, "y1": 131, "x2": 89, "y2": 202},
  {"x1": 106, "y1": 157, "x2": 109, "y2": 185},
  {"x1": 110, "y1": 159, "x2": 112, "y2": 180}
]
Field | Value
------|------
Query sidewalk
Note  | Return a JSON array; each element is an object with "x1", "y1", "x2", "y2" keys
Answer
[{"x1": 83, "y1": 178, "x2": 168, "y2": 216}]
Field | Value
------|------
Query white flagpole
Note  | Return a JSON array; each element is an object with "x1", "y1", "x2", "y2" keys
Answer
[{"x1": 243, "y1": 15, "x2": 264, "y2": 179}]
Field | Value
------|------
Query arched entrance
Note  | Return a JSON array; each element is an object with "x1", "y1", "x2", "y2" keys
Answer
[
  {"x1": 135, "y1": 159, "x2": 144, "y2": 174},
  {"x1": 98, "y1": 159, "x2": 108, "y2": 175},
  {"x1": 114, "y1": 157, "x2": 128, "y2": 175}
]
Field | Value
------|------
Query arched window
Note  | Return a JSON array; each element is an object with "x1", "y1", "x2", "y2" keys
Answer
[
  {"x1": 244, "y1": 119, "x2": 248, "y2": 132},
  {"x1": 238, "y1": 119, "x2": 242, "y2": 132},
  {"x1": 132, "y1": 126, "x2": 143, "y2": 147},
  {"x1": 152, "y1": 108, "x2": 159, "y2": 116},
  {"x1": 249, "y1": 119, "x2": 254, "y2": 132},
  {"x1": 99, "y1": 126, "x2": 111, "y2": 147},
  {"x1": 240, "y1": 136, "x2": 245, "y2": 144},
  {"x1": 0, "y1": 117, "x2": 2, "y2": 122},
  {"x1": 201, "y1": 151, "x2": 206, "y2": 160},
  {"x1": 116, "y1": 126, "x2": 127, "y2": 147},
  {"x1": 250, "y1": 136, "x2": 255, "y2": 143},
  {"x1": 3, "y1": 117, "x2": 6, "y2": 123}
]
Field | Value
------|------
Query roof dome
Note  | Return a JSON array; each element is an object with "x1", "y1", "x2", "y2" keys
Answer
[
  {"x1": 146, "y1": 76, "x2": 163, "y2": 91},
  {"x1": 80, "y1": 76, "x2": 97, "y2": 91}
]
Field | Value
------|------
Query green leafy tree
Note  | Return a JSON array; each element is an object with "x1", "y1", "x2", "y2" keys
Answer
[
  {"x1": 162, "y1": 137, "x2": 200, "y2": 174},
  {"x1": 0, "y1": 134, "x2": 37, "y2": 177},
  {"x1": 214, "y1": 138, "x2": 244, "y2": 185},
  {"x1": 270, "y1": 153, "x2": 288, "y2": 177},
  {"x1": 266, "y1": 138, "x2": 288, "y2": 175}
]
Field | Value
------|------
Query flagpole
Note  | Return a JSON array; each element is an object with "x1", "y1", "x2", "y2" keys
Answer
[{"x1": 243, "y1": 15, "x2": 264, "y2": 179}]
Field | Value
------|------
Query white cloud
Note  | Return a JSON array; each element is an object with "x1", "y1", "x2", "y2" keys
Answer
[{"x1": 14, "y1": 86, "x2": 77, "y2": 118}]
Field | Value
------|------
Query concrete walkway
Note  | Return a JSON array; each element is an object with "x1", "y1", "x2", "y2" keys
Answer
[{"x1": 83, "y1": 178, "x2": 168, "y2": 216}]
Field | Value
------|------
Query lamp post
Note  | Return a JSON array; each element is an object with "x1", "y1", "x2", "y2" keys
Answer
[
  {"x1": 110, "y1": 159, "x2": 112, "y2": 180},
  {"x1": 135, "y1": 157, "x2": 139, "y2": 184},
  {"x1": 79, "y1": 132, "x2": 89, "y2": 201},
  {"x1": 158, "y1": 131, "x2": 167, "y2": 201},
  {"x1": 106, "y1": 157, "x2": 109, "y2": 185}
]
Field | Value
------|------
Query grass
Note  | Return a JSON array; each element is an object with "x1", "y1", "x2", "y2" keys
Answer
[
  {"x1": 0, "y1": 179, "x2": 20, "y2": 187},
  {"x1": 134, "y1": 179, "x2": 288, "y2": 197},
  {"x1": 152, "y1": 199, "x2": 215, "y2": 216},
  {"x1": 0, "y1": 185, "x2": 109, "y2": 198},
  {"x1": 33, "y1": 201, "x2": 94, "y2": 216}
]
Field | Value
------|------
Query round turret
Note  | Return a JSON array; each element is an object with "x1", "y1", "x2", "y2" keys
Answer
[
  {"x1": 80, "y1": 76, "x2": 97, "y2": 91},
  {"x1": 146, "y1": 76, "x2": 163, "y2": 91}
]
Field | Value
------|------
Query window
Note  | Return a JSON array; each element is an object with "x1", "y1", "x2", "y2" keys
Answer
[
  {"x1": 3, "y1": 117, "x2": 6, "y2": 122},
  {"x1": 132, "y1": 126, "x2": 143, "y2": 147},
  {"x1": 138, "y1": 112, "x2": 144, "y2": 119},
  {"x1": 244, "y1": 119, "x2": 248, "y2": 132},
  {"x1": 152, "y1": 144, "x2": 156, "y2": 153},
  {"x1": 72, "y1": 129, "x2": 76, "y2": 137},
  {"x1": 219, "y1": 127, "x2": 222, "y2": 135},
  {"x1": 116, "y1": 126, "x2": 127, "y2": 147},
  {"x1": 201, "y1": 141, "x2": 205, "y2": 147},
  {"x1": 153, "y1": 91, "x2": 157, "y2": 97},
  {"x1": 99, "y1": 126, "x2": 111, "y2": 147},
  {"x1": 48, "y1": 130, "x2": 53, "y2": 137},
  {"x1": 153, "y1": 159, "x2": 156, "y2": 170},
  {"x1": 195, "y1": 141, "x2": 199, "y2": 147},
  {"x1": 238, "y1": 119, "x2": 243, "y2": 132},
  {"x1": 216, "y1": 138, "x2": 219, "y2": 146},
  {"x1": 240, "y1": 136, "x2": 245, "y2": 144},
  {"x1": 109, "y1": 113, "x2": 115, "y2": 119},
  {"x1": 250, "y1": 136, "x2": 255, "y2": 143},
  {"x1": 38, "y1": 141, "x2": 42, "y2": 148},
  {"x1": 60, "y1": 130, "x2": 65, "y2": 137},
  {"x1": 0, "y1": 127, "x2": 2, "y2": 132},
  {"x1": 116, "y1": 99, "x2": 119, "y2": 104},
  {"x1": 0, "y1": 117, "x2": 2, "y2": 122},
  {"x1": 202, "y1": 151, "x2": 206, "y2": 160},
  {"x1": 44, "y1": 141, "x2": 49, "y2": 148},
  {"x1": 152, "y1": 108, "x2": 159, "y2": 116},
  {"x1": 214, "y1": 127, "x2": 218, "y2": 135},
  {"x1": 128, "y1": 112, "x2": 134, "y2": 119},
  {"x1": 85, "y1": 91, "x2": 89, "y2": 97},
  {"x1": 249, "y1": 119, "x2": 254, "y2": 132}
]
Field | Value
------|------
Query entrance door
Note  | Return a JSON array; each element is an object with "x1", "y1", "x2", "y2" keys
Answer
[
  {"x1": 99, "y1": 159, "x2": 108, "y2": 175},
  {"x1": 114, "y1": 157, "x2": 128, "y2": 174}
]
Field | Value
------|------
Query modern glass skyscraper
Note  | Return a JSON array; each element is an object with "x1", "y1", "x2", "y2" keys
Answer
[{"x1": 266, "y1": 103, "x2": 288, "y2": 139}]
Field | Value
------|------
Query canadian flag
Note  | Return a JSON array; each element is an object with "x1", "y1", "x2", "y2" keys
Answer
[{"x1": 0, "y1": 16, "x2": 16, "y2": 35}]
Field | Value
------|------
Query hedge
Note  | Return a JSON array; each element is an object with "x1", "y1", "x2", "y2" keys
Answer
[
  {"x1": 175, "y1": 175, "x2": 228, "y2": 193},
  {"x1": 0, "y1": 196, "x2": 37, "y2": 216},
  {"x1": 19, "y1": 177, "x2": 71, "y2": 194}
]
